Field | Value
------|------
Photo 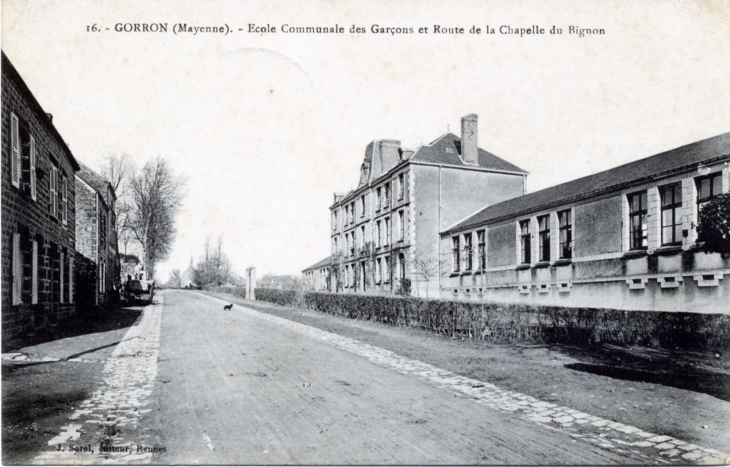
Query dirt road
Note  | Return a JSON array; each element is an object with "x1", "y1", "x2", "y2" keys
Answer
[{"x1": 149, "y1": 290, "x2": 660, "y2": 464}]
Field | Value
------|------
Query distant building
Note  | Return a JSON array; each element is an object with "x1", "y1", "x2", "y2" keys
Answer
[
  {"x1": 329, "y1": 114, "x2": 527, "y2": 296},
  {"x1": 302, "y1": 256, "x2": 331, "y2": 291},
  {"x1": 258, "y1": 274, "x2": 298, "y2": 290},
  {"x1": 2, "y1": 52, "x2": 81, "y2": 348},
  {"x1": 440, "y1": 133, "x2": 730, "y2": 313},
  {"x1": 75, "y1": 163, "x2": 118, "y2": 305}
]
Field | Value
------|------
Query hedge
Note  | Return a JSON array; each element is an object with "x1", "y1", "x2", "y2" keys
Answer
[
  {"x1": 204, "y1": 285, "x2": 246, "y2": 299},
  {"x1": 252, "y1": 288, "x2": 730, "y2": 352}
]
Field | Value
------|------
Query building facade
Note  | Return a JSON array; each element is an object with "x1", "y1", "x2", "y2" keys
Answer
[
  {"x1": 258, "y1": 274, "x2": 299, "y2": 290},
  {"x1": 440, "y1": 133, "x2": 730, "y2": 313},
  {"x1": 302, "y1": 256, "x2": 331, "y2": 291},
  {"x1": 75, "y1": 163, "x2": 118, "y2": 305},
  {"x1": 2, "y1": 52, "x2": 81, "y2": 348},
  {"x1": 329, "y1": 114, "x2": 527, "y2": 297}
]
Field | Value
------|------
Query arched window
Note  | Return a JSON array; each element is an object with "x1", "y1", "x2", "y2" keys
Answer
[{"x1": 398, "y1": 253, "x2": 406, "y2": 281}]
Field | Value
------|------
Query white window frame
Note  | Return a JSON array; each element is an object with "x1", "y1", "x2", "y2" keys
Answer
[{"x1": 50, "y1": 165, "x2": 58, "y2": 218}]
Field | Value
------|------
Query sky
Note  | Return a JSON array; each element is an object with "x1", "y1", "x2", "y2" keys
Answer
[{"x1": 3, "y1": 0, "x2": 730, "y2": 281}]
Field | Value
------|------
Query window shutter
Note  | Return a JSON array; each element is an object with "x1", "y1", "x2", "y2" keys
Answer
[
  {"x1": 62, "y1": 177, "x2": 68, "y2": 224},
  {"x1": 30, "y1": 136, "x2": 38, "y2": 200},
  {"x1": 32, "y1": 240, "x2": 38, "y2": 304},
  {"x1": 11, "y1": 113, "x2": 21, "y2": 188},
  {"x1": 69, "y1": 256, "x2": 74, "y2": 304},
  {"x1": 59, "y1": 251, "x2": 65, "y2": 304},
  {"x1": 12, "y1": 234, "x2": 22, "y2": 305}
]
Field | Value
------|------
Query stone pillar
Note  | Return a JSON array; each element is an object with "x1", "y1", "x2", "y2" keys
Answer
[{"x1": 246, "y1": 267, "x2": 256, "y2": 300}]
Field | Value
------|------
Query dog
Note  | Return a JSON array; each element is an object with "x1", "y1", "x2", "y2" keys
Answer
[{"x1": 223, "y1": 303, "x2": 233, "y2": 310}]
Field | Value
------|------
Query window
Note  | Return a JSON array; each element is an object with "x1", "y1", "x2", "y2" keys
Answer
[
  {"x1": 558, "y1": 210, "x2": 572, "y2": 259},
  {"x1": 397, "y1": 173, "x2": 405, "y2": 199},
  {"x1": 376, "y1": 258, "x2": 382, "y2": 283},
  {"x1": 376, "y1": 221, "x2": 381, "y2": 247},
  {"x1": 398, "y1": 210, "x2": 405, "y2": 240},
  {"x1": 360, "y1": 261, "x2": 367, "y2": 290},
  {"x1": 464, "y1": 233, "x2": 473, "y2": 270},
  {"x1": 452, "y1": 236, "x2": 461, "y2": 272},
  {"x1": 520, "y1": 220, "x2": 531, "y2": 264},
  {"x1": 350, "y1": 203, "x2": 355, "y2": 224},
  {"x1": 348, "y1": 233, "x2": 354, "y2": 257},
  {"x1": 399, "y1": 253, "x2": 406, "y2": 281},
  {"x1": 384, "y1": 183, "x2": 391, "y2": 206},
  {"x1": 538, "y1": 215, "x2": 550, "y2": 262},
  {"x1": 376, "y1": 187, "x2": 382, "y2": 210},
  {"x1": 333, "y1": 237, "x2": 338, "y2": 253},
  {"x1": 477, "y1": 230, "x2": 486, "y2": 270},
  {"x1": 628, "y1": 191, "x2": 648, "y2": 250},
  {"x1": 50, "y1": 164, "x2": 58, "y2": 218},
  {"x1": 385, "y1": 256, "x2": 391, "y2": 281},
  {"x1": 385, "y1": 217, "x2": 391, "y2": 245},
  {"x1": 360, "y1": 195, "x2": 365, "y2": 217},
  {"x1": 360, "y1": 225, "x2": 365, "y2": 249},
  {"x1": 696, "y1": 172, "x2": 723, "y2": 211},
  {"x1": 660, "y1": 183, "x2": 682, "y2": 246},
  {"x1": 332, "y1": 212, "x2": 337, "y2": 231}
]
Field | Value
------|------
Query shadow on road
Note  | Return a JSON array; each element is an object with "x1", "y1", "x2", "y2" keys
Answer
[
  {"x1": 565, "y1": 362, "x2": 730, "y2": 402},
  {"x1": 10, "y1": 304, "x2": 145, "y2": 352}
]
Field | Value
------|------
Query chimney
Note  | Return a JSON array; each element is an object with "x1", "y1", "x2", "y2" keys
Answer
[
  {"x1": 46, "y1": 113, "x2": 53, "y2": 122},
  {"x1": 461, "y1": 114, "x2": 478, "y2": 164}
]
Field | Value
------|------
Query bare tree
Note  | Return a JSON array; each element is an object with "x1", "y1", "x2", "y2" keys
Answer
[
  {"x1": 127, "y1": 157, "x2": 185, "y2": 279},
  {"x1": 193, "y1": 236, "x2": 234, "y2": 286},
  {"x1": 100, "y1": 153, "x2": 137, "y2": 257},
  {"x1": 166, "y1": 269, "x2": 182, "y2": 288},
  {"x1": 411, "y1": 247, "x2": 449, "y2": 298}
]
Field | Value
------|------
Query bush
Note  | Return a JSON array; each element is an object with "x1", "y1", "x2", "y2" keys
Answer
[{"x1": 249, "y1": 289, "x2": 730, "y2": 352}]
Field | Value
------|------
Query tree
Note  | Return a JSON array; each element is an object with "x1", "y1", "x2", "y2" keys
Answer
[
  {"x1": 127, "y1": 157, "x2": 185, "y2": 278},
  {"x1": 166, "y1": 269, "x2": 182, "y2": 288},
  {"x1": 100, "y1": 153, "x2": 136, "y2": 256},
  {"x1": 697, "y1": 193, "x2": 730, "y2": 258},
  {"x1": 193, "y1": 236, "x2": 235, "y2": 286}
]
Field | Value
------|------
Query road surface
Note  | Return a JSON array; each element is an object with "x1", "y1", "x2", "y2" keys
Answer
[
  {"x1": 150, "y1": 290, "x2": 646, "y2": 464},
  {"x1": 33, "y1": 290, "x2": 728, "y2": 465}
]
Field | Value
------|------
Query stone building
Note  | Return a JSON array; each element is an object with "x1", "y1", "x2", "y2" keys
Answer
[
  {"x1": 1, "y1": 52, "x2": 80, "y2": 349},
  {"x1": 302, "y1": 256, "x2": 331, "y2": 291},
  {"x1": 329, "y1": 114, "x2": 527, "y2": 296},
  {"x1": 258, "y1": 274, "x2": 299, "y2": 290},
  {"x1": 440, "y1": 132, "x2": 730, "y2": 313},
  {"x1": 75, "y1": 163, "x2": 118, "y2": 305}
]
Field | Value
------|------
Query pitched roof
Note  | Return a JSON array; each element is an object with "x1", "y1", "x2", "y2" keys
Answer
[
  {"x1": 411, "y1": 133, "x2": 528, "y2": 174},
  {"x1": 2, "y1": 52, "x2": 81, "y2": 172},
  {"x1": 78, "y1": 163, "x2": 116, "y2": 202},
  {"x1": 303, "y1": 256, "x2": 332, "y2": 272},
  {"x1": 445, "y1": 131, "x2": 730, "y2": 234}
]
